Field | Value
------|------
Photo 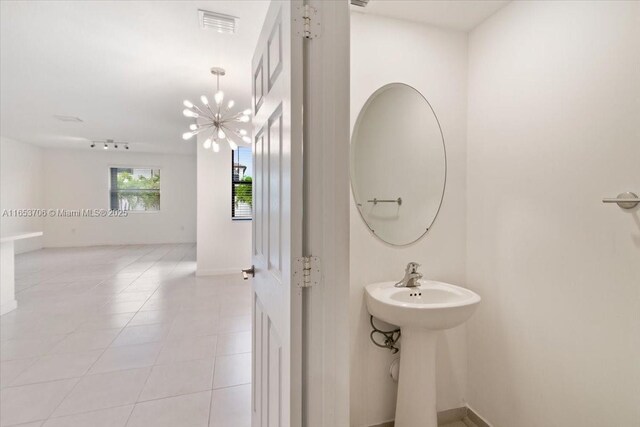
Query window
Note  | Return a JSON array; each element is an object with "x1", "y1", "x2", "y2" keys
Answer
[
  {"x1": 232, "y1": 147, "x2": 252, "y2": 219},
  {"x1": 110, "y1": 168, "x2": 160, "y2": 212}
]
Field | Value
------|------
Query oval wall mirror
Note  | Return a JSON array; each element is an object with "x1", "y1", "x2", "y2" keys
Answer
[{"x1": 350, "y1": 83, "x2": 446, "y2": 246}]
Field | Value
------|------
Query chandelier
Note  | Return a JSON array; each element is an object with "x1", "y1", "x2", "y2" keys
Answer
[{"x1": 182, "y1": 67, "x2": 251, "y2": 152}]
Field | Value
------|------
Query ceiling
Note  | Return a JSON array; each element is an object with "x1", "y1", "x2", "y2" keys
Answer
[
  {"x1": 0, "y1": 1, "x2": 269, "y2": 155},
  {"x1": 352, "y1": 0, "x2": 510, "y2": 32},
  {"x1": 1, "y1": 1, "x2": 509, "y2": 155}
]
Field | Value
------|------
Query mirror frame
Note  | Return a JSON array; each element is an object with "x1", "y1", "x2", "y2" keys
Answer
[{"x1": 350, "y1": 82, "x2": 447, "y2": 246}]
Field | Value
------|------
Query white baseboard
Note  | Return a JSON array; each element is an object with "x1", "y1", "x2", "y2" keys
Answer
[
  {"x1": 466, "y1": 404, "x2": 493, "y2": 427},
  {"x1": 43, "y1": 241, "x2": 196, "y2": 249},
  {"x1": 368, "y1": 405, "x2": 492, "y2": 427},
  {"x1": 196, "y1": 268, "x2": 242, "y2": 277},
  {"x1": 0, "y1": 300, "x2": 17, "y2": 316}
]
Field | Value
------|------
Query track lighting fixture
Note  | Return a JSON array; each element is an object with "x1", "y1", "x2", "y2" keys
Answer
[{"x1": 91, "y1": 139, "x2": 129, "y2": 150}]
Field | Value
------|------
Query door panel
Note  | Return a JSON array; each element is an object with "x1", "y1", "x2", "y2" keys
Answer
[
  {"x1": 251, "y1": 1, "x2": 303, "y2": 426},
  {"x1": 268, "y1": 21, "x2": 282, "y2": 90},
  {"x1": 267, "y1": 324, "x2": 282, "y2": 427},
  {"x1": 268, "y1": 106, "x2": 282, "y2": 275},
  {"x1": 253, "y1": 298, "x2": 264, "y2": 421},
  {"x1": 254, "y1": 130, "x2": 265, "y2": 259}
]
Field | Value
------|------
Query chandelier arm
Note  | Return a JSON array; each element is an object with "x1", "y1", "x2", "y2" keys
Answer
[
  {"x1": 204, "y1": 102, "x2": 217, "y2": 119},
  {"x1": 225, "y1": 112, "x2": 245, "y2": 122},
  {"x1": 196, "y1": 122, "x2": 216, "y2": 131},
  {"x1": 214, "y1": 133, "x2": 226, "y2": 152},
  {"x1": 223, "y1": 125, "x2": 246, "y2": 141},
  {"x1": 201, "y1": 129, "x2": 218, "y2": 148},
  {"x1": 199, "y1": 118, "x2": 217, "y2": 129},
  {"x1": 220, "y1": 112, "x2": 244, "y2": 123},
  {"x1": 190, "y1": 104, "x2": 208, "y2": 116},
  {"x1": 223, "y1": 127, "x2": 244, "y2": 146},
  {"x1": 191, "y1": 124, "x2": 216, "y2": 137},
  {"x1": 193, "y1": 122, "x2": 214, "y2": 130}
]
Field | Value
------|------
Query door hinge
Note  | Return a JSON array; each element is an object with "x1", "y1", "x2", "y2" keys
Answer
[
  {"x1": 294, "y1": 256, "x2": 321, "y2": 288},
  {"x1": 295, "y1": 4, "x2": 320, "y2": 39}
]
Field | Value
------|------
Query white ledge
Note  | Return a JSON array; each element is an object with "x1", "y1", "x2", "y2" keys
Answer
[{"x1": 1, "y1": 231, "x2": 43, "y2": 243}]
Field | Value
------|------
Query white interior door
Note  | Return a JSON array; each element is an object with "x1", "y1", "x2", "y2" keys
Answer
[{"x1": 250, "y1": 1, "x2": 303, "y2": 426}]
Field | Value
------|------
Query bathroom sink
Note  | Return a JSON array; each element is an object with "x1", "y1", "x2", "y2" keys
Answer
[
  {"x1": 365, "y1": 280, "x2": 481, "y2": 330},
  {"x1": 365, "y1": 280, "x2": 480, "y2": 427}
]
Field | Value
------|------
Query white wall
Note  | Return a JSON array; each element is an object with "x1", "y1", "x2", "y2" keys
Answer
[
  {"x1": 196, "y1": 135, "x2": 251, "y2": 275},
  {"x1": 42, "y1": 149, "x2": 196, "y2": 247},
  {"x1": 466, "y1": 1, "x2": 640, "y2": 426},
  {"x1": 350, "y1": 13, "x2": 469, "y2": 426},
  {"x1": 0, "y1": 137, "x2": 44, "y2": 253}
]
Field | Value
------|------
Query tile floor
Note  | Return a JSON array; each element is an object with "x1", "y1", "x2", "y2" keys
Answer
[{"x1": 0, "y1": 244, "x2": 251, "y2": 427}]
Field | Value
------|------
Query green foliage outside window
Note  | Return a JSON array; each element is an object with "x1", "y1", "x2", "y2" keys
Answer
[
  {"x1": 232, "y1": 147, "x2": 252, "y2": 219},
  {"x1": 111, "y1": 168, "x2": 160, "y2": 211},
  {"x1": 234, "y1": 176, "x2": 253, "y2": 207}
]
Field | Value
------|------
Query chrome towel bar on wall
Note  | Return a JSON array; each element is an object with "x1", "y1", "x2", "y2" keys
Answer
[
  {"x1": 602, "y1": 192, "x2": 640, "y2": 209},
  {"x1": 367, "y1": 197, "x2": 403, "y2": 206}
]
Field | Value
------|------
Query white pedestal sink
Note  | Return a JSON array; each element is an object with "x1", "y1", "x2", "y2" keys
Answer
[{"x1": 365, "y1": 280, "x2": 481, "y2": 427}]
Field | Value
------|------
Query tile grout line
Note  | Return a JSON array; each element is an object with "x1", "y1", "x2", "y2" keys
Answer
[
  {"x1": 42, "y1": 244, "x2": 176, "y2": 423},
  {"x1": 4, "y1": 243, "x2": 243, "y2": 426},
  {"x1": 2, "y1": 350, "x2": 251, "y2": 391},
  {"x1": 5, "y1": 246, "x2": 218, "y2": 388},
  {"x1": 2, "y1": 246, "x2": 156, "y2": 386},
  {"x1": 124, "y1": 244, "x2": 195, "y2": 427},
  {"x1": 207, "y1": 285, "x2": 223, "y2": 427},
  {"x1": 44, "y1": 388, "x2": 223, "y2": 426}
]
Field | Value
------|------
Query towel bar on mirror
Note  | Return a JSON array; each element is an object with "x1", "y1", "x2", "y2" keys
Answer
[
  {"x1": 367, "y1": 197, "x2": 402, "y2": 206},
  {"x1": 602, "y1": 192, "x2": 639, "y2": 209}
]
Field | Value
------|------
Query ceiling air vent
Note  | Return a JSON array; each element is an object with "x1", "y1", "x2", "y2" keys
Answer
[
  {"x1": 198, "y1": 10, "x2": 238, "y2": 34},
  {"x1": 54, "y1": 115, "x2": 83, "y2": 122},
  {"x1": 351, "y1": 0, "x2": 370, "y2": 7}
]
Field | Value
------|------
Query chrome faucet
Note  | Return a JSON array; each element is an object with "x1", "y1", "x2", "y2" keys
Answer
[{"x1": 395, "y1": 262, "x2": 423, "y2": 288}]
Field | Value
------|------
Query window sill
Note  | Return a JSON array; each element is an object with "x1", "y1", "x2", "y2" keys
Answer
[{"x1": 123, "y1": 210, "x2": 161, "y2": 214}]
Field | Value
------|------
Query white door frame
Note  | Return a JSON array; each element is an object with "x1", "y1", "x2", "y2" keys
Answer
[{"x1": 300, "y1": 1, "x2": 350, "y2": 426}]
